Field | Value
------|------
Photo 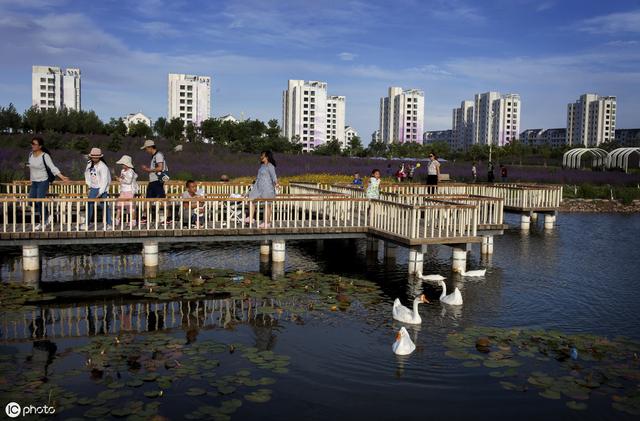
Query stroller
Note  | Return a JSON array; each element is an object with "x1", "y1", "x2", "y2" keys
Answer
[{"x1": 223, "y1": 184, "x2": 251, "y2": 227}]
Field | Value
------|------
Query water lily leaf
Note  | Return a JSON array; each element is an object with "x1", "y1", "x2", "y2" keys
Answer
[
  {"x1": 186, "y1": 387, "x2": 206, "y2": 396},
  {"x1": 462, "y1": 361, "x2": 482, "y2": 368},
  {"x1": 144, "y1": 390, "x2": 163, "y2": 398},
  {"x1": 539, "y1": 389, "x2": 561, "y2": 400},
  {"x1": 245, "y1": 390, "x2": 272, "y2": 403},
  {"x1": 218, "y1": 385, "x2": 236, "y2": 395},
  {"x1": 237, "y1": 369, "x2": 251, "y2": 377},
  {"x1": 566, "y1": 401, "x2": 588, "y2": 410},
  {"x1": 84, "y1": 406, "x2": 111, "y2": 418}
]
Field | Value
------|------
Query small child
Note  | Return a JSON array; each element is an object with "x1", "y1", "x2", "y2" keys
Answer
[
  {"x1": 352, "y1": 172, "x2": 363, "y2": 187},
  {"x1": 366, "y1": 169, "x2": 381, "y2": 199},
  {"x1": 115, "y1": 155, "x2": 138, "y2": 227}
]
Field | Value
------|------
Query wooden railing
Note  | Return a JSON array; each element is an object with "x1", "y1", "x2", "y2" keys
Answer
[{"x1": 1, "y1": 181, "x2": 291, "y2": 197}]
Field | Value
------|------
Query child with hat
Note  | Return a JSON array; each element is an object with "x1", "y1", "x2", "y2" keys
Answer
[{"x1": 115, "y1": 155, "x2": 139, "y2": 228}]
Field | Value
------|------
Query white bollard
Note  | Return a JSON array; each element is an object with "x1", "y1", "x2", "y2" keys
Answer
[
  {"x1": 544, "y1": 214, "x2": 556, "y2": 230},
  {"x1": 271, "y1": 261, "x2": 285, "y2": 279},
  {"x1": 23, "y1": 245, "x2": 40, "y2": 271},
  {"x1": 531, "y1": 212, "x2": 538, "y2": 222},
  {"x1": 408, "y1": 247, "x2": 424, "y2": 275},
  {"x1": 520, "y1": 214, "x2": 531, "y2": 230},
  {"x1": 142, "y1": 241, "x2": 159, "y2": 267},
  {"x1": 272, "y1": 240, "x2": 286, "y2": 263},
  {"x1": 452, "y1": 246, "x2": 467, "y2": 273}
]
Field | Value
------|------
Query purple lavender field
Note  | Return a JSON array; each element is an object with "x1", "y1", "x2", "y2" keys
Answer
[{"x1": 1, "y1": 136, "x2": 639, "y2": 186}]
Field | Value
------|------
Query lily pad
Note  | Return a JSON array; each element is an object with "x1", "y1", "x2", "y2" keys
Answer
[
  {"x1": 186, "y1": 388, "x2": 207, "y2": 397},
  {"x1": 566, "y1": 401, "x2": 588, "y2": 410},
  {"x1": 539, "y1": 389, "x2": 561, "y2": 400}
]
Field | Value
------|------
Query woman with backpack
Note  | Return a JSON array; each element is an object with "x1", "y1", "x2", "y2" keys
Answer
[
  {"x1": 27, "y1": 136, "x2": 69, "y2": 229},
  {"x1": 115, "y1": 155, "x2": 139, "y2": 228}
]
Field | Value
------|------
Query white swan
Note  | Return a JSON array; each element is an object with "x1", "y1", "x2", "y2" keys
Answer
[
  {"x1": 392, "y1": 294, "x2": 429, "y2": 324},
  {"x1": 416, "y1": 270, "x2": 446, "y2": 281},
  {"x1": 460, "y1": 268, "x2": 486, "y2": 277},
  {"x1": 438, "y1": 280, "x2": 463, "y2": 306},
  {"x1": 392, "y1": 327, "x2": 416, "y2": 355}
]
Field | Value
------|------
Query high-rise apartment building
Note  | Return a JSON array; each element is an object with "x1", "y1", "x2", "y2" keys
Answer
[
  {"x1": 520, "y1": 128, "x2": 567, "y2": 148},
  {"x1": 327, "y1": 95, "x2": 346, "y2": 147},
  {"x1": 452, "y1": 100, "x2": 474, "y2": 150},
  {"x1": 282, "y1": 80, "x2": 346, "y2": 152},
  {"x1": 168, "y1": 73, "x2": 211, "y2": 126},
  {"x1": 566, "y1": 94, "x2": 616, "y2": 147},
  {"x1": 473, "y1": 92, "x2": 520, "y2": 147},
  {"x1": 379, "y1": 87, "x2": 424, "y2": 144},
  {"x1": 345, "y1": 126, "x2": 359, "y2": 145},
  {"x1": 32, "y1": 66, "x2": 81, "y2": 111}
]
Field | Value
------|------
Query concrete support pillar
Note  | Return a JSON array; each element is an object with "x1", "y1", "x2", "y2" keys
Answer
[
  {"x1": 260, "y1": 240, "x2": 271, "y2": 257},
  {"x1": 316, "y1": 239, "x2": 324, "y2": 252},
  {"x1": 22, "y1": 268, "x2": 40, "y2": 286},
  {"x1": 22, "y1": 245, "x2": 40, "y2": 272},
  {"x1": 451, "y1": 246, "x2": 467, "y2": 273},
  {"x1": 142, "y1": 241, "x2": 159, "y2": 267},
  {"x1": 408, "y1": 246, "x2": 424, "y2": 275},
  {"x1": 143, "y1": 265, "x2": 158, "y2": 279},
  {"x1": 366, "y1": 237, "x2": 379, "y2": 253},
  {"x1": 520, "y1": 214, "x2": 531, "y2": 230},
  {"x1": 544, "y1": 214, "x2": 556, "y2": 230},
  {"x1": 272, "y1": 239, "x2": 286, "y2": 263},
  {"x1": 481, "y1": 235, "x2": 494, "y2": 255},
  {"x1": 531, "y1": 212, "x2": 538, "y2": 222},
  {"x1": 384, "y1": 242, "x2": 397, "y2": 259},
  {"x1": 271, "y1": 261, "x2": 285, "y2": 279}
]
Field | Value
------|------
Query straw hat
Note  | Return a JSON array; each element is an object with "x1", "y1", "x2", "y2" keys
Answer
[
  {"x1": 116, "y1": 155, "x2": 134, "y2": 168},
  {"x1": 89, "y1": 147, "x2": 103, "y2": 158},
  {"x1": 140, "y1": 139, "x2": 156, "y2": 150}
]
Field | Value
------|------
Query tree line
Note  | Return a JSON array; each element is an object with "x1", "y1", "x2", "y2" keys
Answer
[{"x1": 0, "y1": 103, "x2": 575, "y2": 162}]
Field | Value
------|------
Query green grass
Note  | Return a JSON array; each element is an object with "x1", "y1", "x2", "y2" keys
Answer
[{"x1": 563, "y1": 184, "x2": 640, "y2": 204}]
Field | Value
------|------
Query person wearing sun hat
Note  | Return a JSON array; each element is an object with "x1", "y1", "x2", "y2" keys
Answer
[
  {"x1": 140, "y1": 139, "x2": 167, "y2": 199},
  {"x1": 83, "y1": 147, "x2": 112, "y2": 229},
  {"x1": 115, "y1": 155, "x2": 139, "y2": 227}
]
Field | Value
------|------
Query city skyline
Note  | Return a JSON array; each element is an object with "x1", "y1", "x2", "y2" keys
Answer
[{"x1": 1, "y1": 0, "x2": 640, "y2": 143}]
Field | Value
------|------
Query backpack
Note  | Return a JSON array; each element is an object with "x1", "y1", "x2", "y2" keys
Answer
[{"x1": 37, "y1": 153, "x2": 56, "y2": 183}]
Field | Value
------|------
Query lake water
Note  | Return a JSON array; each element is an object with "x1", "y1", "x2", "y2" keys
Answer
[{"x1": 1, "y1": 212, "x2": 639, "y2": 420}]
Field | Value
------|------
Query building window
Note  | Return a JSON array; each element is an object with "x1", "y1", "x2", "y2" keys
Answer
[
  {"x1": 303, "y1": 111, "x2": 308, "y2": 115},
  {"x1": 187, "y1": 93, "x2": 192, "y2": 98},
  {"x1": 40, "y1": 100, "x2": 46, "y2": 105},
  {"x1": 187, "y1": 85, "x2": 193, "y2": 91},
  {"x1": 180, "y1": 99, "x2": 185, "y2": 104},
  {"x1": 40, "y1": 78, "x2": 46, "y2": 82},
  {"x1": 304, "y1": 91, "x2": 308, "y2": 95},
  {"x1": 180, "y1": 113, "x2": 185, "y2": 117},
  {"x1": 187, "y1": 100, "x2": 192, "y2": 105},
  {"x1": 180, "y1": 106, "x2": 185, "y2": 111},
  {"x1": 303, "y1": 117, "x2": 308, "y2": 121},
  {"x1": 187, "y1": 107, "x2": 192, "y2": 112},
  {"x1": 187, "y1": 114, "x2": 192, "y2": 119},
  {"x1": 304, "y1": 104, "x2": 308, "y2": 108},
  {"x1": 180, "y1": 92, "x2": 185, "y2": 97},
  {"x1": 180, "y1": 85, "x2": 185, "y2": 89}
]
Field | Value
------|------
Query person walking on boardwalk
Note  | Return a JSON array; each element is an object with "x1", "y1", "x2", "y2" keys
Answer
[
  {"x1": 487, "y1": 161, "x2": 495, "y2": 183},
  {"x1": 245, "y1": 150, "x2": 278, "y2": 229},
  {"x1": 140, "y1": 139, "x2": 167, "y2": 199},
  {"x1": 366, "y1": 169, "x2": 381, "y2": 199},
  {"x1": 83, "y1": 148, "x2": 112, "y2": 229},
  {"x1": 471, "y1": 162, "x2": 477, "y2": 183},
  {"x1": 27, "y1": 136, "x2": 69, "y2": 229},
  {"x1": 115, "y1": 155, "x2": 138, "y2": 228},
  {"x1": 426, "y1": 152, "x2": 440, "y2": 193},
  {"x1": 500, "y1": 164, "x2": 508, "y2": 183}
]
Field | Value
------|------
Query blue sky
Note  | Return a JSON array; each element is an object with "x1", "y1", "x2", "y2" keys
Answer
[{"x1": 0, "y1": 0, "x2": 639, "y2": 143}]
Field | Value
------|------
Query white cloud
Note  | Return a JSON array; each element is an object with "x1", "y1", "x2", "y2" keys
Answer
[
  {"x1": 136, "y1": 21, "x2": 182, "y2": 38},
  {"x1": 338, "y1": 52, "x2": 357, "y2": 61},
  {"x1": 536, "y1": 1, "x2": 554, "y2": 12},
  {"x1": 579, "y1": 9, "x2": 640, "y2": 34}
]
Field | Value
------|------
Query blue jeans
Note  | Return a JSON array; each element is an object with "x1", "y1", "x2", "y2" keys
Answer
[
  {"x1": 88, "y1": 188, "x2": 112, "y2": 225},
  {"x1": 29, "y1": 181, "x2": 50, "y2": 223}
]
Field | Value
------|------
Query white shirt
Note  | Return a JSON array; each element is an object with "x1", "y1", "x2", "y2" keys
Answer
[
  {"x1": 427, "y1": 159, "x2": 440, "y2": 175},
  {"x1": 28, "y1": 152, "x2": 60, "y2": 182},
  {"x1": 84, "y1": 161, "x2": 112, "y2": 195},
  {"x1": 149, "y1": 152, "x2": 166, "y2": 182},
  {"x1": 119, "y1": 168, "x2": 138, "y2": 193}
]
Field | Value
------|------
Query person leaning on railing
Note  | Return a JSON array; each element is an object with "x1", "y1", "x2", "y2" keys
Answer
[
  {"x1": 181, "y1": 180, "x2": 205, "y2": 228},
  {"x1": 27, "y1": 136, "x2": 70, "y2": 230},
  {"x1": 245, "y1": 150, "x2": 279, "y2": 229}
]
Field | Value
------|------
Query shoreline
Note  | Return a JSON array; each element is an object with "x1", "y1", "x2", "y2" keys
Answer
[{"x1": 559, "y1": 198, "x2": 640, "y2": 213}]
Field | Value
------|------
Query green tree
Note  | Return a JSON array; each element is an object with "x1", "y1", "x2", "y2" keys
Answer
[
  {"x1": 23, "y1": 106, "x2": 44, "y2": 133},
  {"x1": 128, "y1": 121, "x2": 153, "y2": 138},
  {"x1": 313, "y1": 138, "x2": 342, "y2": 156},
  {"x1": 79, "y1": 111, "x2": 104, "y2": 134},
  {"x1": 107, "y1": 133, "x2": 122, "y2": 152},
  {"x1": 105, "y1": 118, "x2": 127, "y2": 137},
  {"x1": 345, "y1": 135, "x2": 364, "y2": 156},
  {"x1": 185, "y1": 121, "x2": 197, "y2": 142},
  {"x1": 165, "y1": 117, "x2": 184, "y2": 146},
  {"x1": 71, "y1": 135, "x2": 90, "y2": 153},
  {"x1": 366, "y1": 140, "x2": 388, "y2": 157},
  {"x1": 153, "y1": 117, "x2": 167, "y2": 138},
  {"x1": 200, "y1": 118, "x2": 220, "y2": 141},
  {"x1": 0, "y1": 103, "x2": 22, "y2": 133}
]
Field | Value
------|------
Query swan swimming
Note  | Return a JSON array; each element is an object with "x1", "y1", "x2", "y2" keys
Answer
[
  {"x1": 392, "y1": 327, "x2": 416, "y2": 355},
  {"x1": 392, "y1": 294, "x2": 429, "y2": 324},
  {"x1": 438, "y1": 280, "x2": 463, "y2": 306}
]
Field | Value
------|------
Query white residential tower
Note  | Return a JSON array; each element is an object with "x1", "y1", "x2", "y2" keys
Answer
[
  {"x1": 32, "y1": 66, "x2": 81, "y2": 111},
  {"x1": 566, "y1": 94, "x2": 616, "y2": 147},
  {"x1": 168, "y1": 73, "x2": 211, "y2": 126},
  {"x1": 379, "y1": 87, "x2": 424, "y2": 144}
]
